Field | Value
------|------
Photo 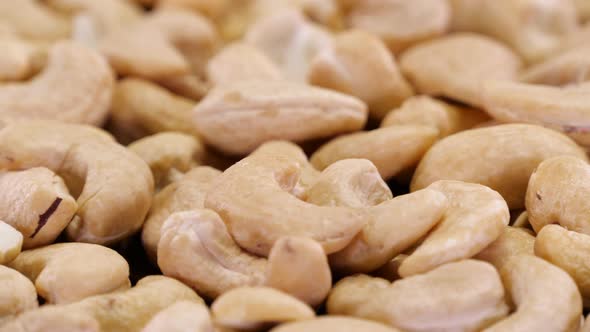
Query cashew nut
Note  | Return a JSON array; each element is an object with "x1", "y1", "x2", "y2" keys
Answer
[
  {"x1": 0, "y1": 221, "x2": 22, "y2": 265},
  {"x1": 8, "y1": 243, "x2": 130, "y2": 304},
  {"x1": 141, "y1": 301, "x2": 213, "y2": 332},
  {"x1": 211, "y1": 287, "x2": 315, "y2": 330},
  {"x1": 0, "y1": 120, "x2": 154, "y2": 244},
  {"x1": 159, "y1": 0, "x2": 230, "y2": 19},
  {"x1": 520, "y1": 45, "x2": 590, "y2": 85},
  {"x1": 157, "y1": 74, "x2": 209, "y2": 101},
  {"x1": 0, "y1": 0, "x2": 70, "y2": 41},
  {"x1": 0, "y1": 37, "x2": 43, "y2": 82},
  {"x1": 475, "y1": 226, "x2": 535, "y2": 271},
  {"x1": 270, "y1": 317, "x2": 402, "y2": 332},
  {"x1": 411, "y1": 124, "x2": 588, "y2": 209},
  {"x1": 0, "y1": 265, "x2": 38, "y2": 324}
]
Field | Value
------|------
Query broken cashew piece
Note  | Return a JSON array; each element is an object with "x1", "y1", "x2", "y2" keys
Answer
[
  {"x1": 0, "y1": 221, "x2": 23, "y2": 265},
  {"x1": 8, "y1": 243, "x2": 130, "y2": 304},
  {"x1": 0, "y1": 265, "x2": 38, "y2": 324},
  {"x1": 141, "y1": 300, "x2": 213, "y2": 332},
  {"x1": 475, "y1": 226, "x2": 535, "y2": 271},
  {"x1": 212, "y1": 287, "x2": 315, "y2": 330},
  {"x1": 411, "y1": 124, "x2": 588, "y2": 209}
]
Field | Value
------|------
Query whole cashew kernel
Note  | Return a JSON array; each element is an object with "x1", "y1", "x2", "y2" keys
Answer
[
  {"x1": 0, "y1": 265, "x2": 38, "y2": 324},
  {"x1": 0, "y1": 120, "x2": 154, "y2": 244},
  {"x1": 411, "y1": 124, "x2": 588, "y2": 209},
  {"x1": 475, "y1": 226, "x2": 535, "y2": 271},
  {"x1": 211, "y1": 287, "x2": 315, "y2": 330},
  {"x1": 0, "y1": 221, "x2": 23, "y2": 265},
  {"x1": 141, "y1": 300, "x2": 213, "y2": 332},
  {"x1": 520, "y1": 45, "x2": 590, "y2": 85},
  {"x1": 8, "y1": 243, "x2": 130, "y2": 304},
  {"x1": 193, "y1": 80, "x2": 367, "y2": 155}
]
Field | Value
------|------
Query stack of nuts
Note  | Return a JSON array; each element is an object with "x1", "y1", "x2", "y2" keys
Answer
[{"x1": 1, "y1": 0, "x2": 590, "y2": 331}]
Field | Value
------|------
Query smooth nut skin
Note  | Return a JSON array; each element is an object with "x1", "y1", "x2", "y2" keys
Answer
[
  {"x1": 328, "y1": 260, "x2": 508, "y2": 332},
  {"x1": 142, "y1": 166, "x2": 221, "y2": 261},
  {"x1": 141, "y1": 300, "x2": 213, "y2": 332},
  {"x1": 212, "y1": 287, "x2": 315, "y2": 330},
  {"x1": 381, "y1": 96, "x2": 490, "y2": 137},
  {"x1": 9, "y1": 243, "x2": 130, "y2": 304},
  {"x1": 309, "y1": 29, "x2": 414, "y2": 119},
  {"x1": 399, "y1": 181, "x2": 510, "y2": 277},
  {"x1": 270, "y1": 316, "x2": 402, "y2": 332},
  {"x1": 0, "y1": 0, "x2": 70, "y2": 41},
  {"x1": 520, "y1": 45, "x2": 590, "y2": 85},
  {"x1": 346, "y1": 0, "x2": 450, "y2": 53},
  {"x1": 0, "y1": 265, "x2": 38, "y2": 323},
  {"x1": 482, "y1": 255, "x2": 582, "y2": 332},
  {"x1": 475, "y1": 226, "x2": 535, "y2": 270},
  {"x1": 535, "y1": 224, "x2": 590, "y2": 305},
  {"x1": 400, "y1": 33, "x2": 521, "y2": 107},
  {"x1": 0, "y1": 276, "x2": 202, "y2": 332},
  {"x1": 0, "y1": 41, "x2": 114, "y2": 126},
  {"x1": 311, "y1": 125, "x2": 439, "y2": 180},
  {"x1": 0, "y1": 221, "x2": 22, "y2": 265},
  {"x1": 0, "y1": 38, "x2": 42, "y2": 82},
  {"x1": 0, "y1": 120, "x2": 154, "y2": 244},
  {"x1": 526, "y1": 156, "x2": 590, "y2": 235},
  {"x1": 193, "y1": 80, "x2": 367, "y2": 156},
  {"x1": 0, "y1": 168, "x2": 77, "y2": 249},
  {"x1": 204, "y1": 142, "x2": 366, "y2": 256},
  {"x1": 411, "y1": 124, "x2": 588, "y2": 210}
]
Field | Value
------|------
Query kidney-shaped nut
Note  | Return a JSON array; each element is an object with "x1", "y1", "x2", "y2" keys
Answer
[
  {"x1": 328, "y1": 260, "x2": 509, "y2": 332},
  {"x1": 381, "y1": 95, "x2": 490, "y2": 137},
  {"x1": 0, "y1": 120, "x2": 154, "y2": 244},
  {"x1": 0, "y1": 265, "x2": 38, "y2": 324},
  {"x1": 141, "y1": 300, "x2": 213, "y2": 332},
  {"x1": 309, "y1": 29, "x2": 414, "y2": 119},
  {"x1": 400, "y1": 33, "x2": 521, "y2": 107},
  {"x1": 0, "y1": 275, "x2": 202, "y2": 332},
  {"x1": 212, "y1": 287, "x2": 315, "y2": 330},
  {"x1": 271, "y1": 316, "x2": 402, "y2": 332},
  {"x1": 482, "y1": 81, "x2": 590, "y2": 146},
  {"x1": 0, "y1": 167, "x2": 77, "y2": 249},
  {"x1": 520, "y1": 45, "x2": 590, "y2": 85},
  {"x1": 482, "y1": 255, "x2": 582, "y2": 332},
  {"x1": 526, "y1": 156, "x2": 590, "y2": 235},
  {"x1": 535, "y1": 224, "x2": 590, "y2": 306},
  {"x1": 346, "y1": 0, "x2": 450, "y2": 53},
  {"x1": 0, "y1": 41, "x2": 114, "y2": 126},
  {"x1": 475, "y1": 226, "x2": 535, "y2": 271},
  {"x1": 8, "y1": 243, "x2": 130, "y2": 304},
  {"x1": 311, "y1": 125, "x2": 438, "y2": 180},
  {"x1": 399, "y1": 180, "x2": 510, "y2": 277},
  {"x1": 0, "y1": 221, "x2": 22, "y2": 265},
  {"x1": 0, "y1": 0, "x2": 70, "y2": 41},
  {"x1": 411, "y1": 124, "x2": 588, "y2": 210}
]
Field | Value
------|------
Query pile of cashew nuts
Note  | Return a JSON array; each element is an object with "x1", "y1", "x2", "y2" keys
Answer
[{"x1": 1, "y1": 0, "x2": 590, "y2": 331}]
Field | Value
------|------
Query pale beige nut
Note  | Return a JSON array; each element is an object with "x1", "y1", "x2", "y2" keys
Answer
[
  {"x1": 0, "y1": 168, "x2": 77, "y2": 249},
  {"x1": 245, "y1": 9, "x2": 332, "y2": 83},
  {"x1": 346, "y1": 0, "x2": 450, "y2": 53},
  {"x1": 482, "y1": 255, "x2": 582, "y2": 332},
  {"x1": 575, "y1": 0, "x2": 590, "y2": 22},
  {"x1": 212, "y1": 287, "x2": 315, "y2": 330},
  {"x1": 109, "y1": 78, "x2": 198, "y2": 144},
  {"x1": 411, "y1": 124, "x2": 588, "y2": 209},
  {"x1": 0, "y1": 221, "x2": 22, "y2": 265},
  {"x1": 206, "y1": 42, "x2": 283, "y2": 87},
  {"x1": 0, "y1": 120, "x2": 154, "y2": 244},
  {"x1": 372, "y1": 255, "x2": 407, "y2": 282},
  {"x1": 0, "y1": 265, "x2": 38, "y2": 324},
  {"x1": 193, "y1": 80, "x2": 367, "y2": 156},
  {"x1": 482, "y1": 81, "x2": 590, "y2": 146},
  {"x1": 399, "y1": 180, "x2": 510, "y2": 277},
  {"x1": 475, "y1": 226, "x2": 535, "y2": 270},
  {"x1": 526, "y1": 156, "x2": 590, "y2": 235},
  {"x1": 0, "y1": 0, "x2": 70, "y2": 41},
  {"x1": 520, "y1": 45, "x2": 590, "y2": 85},
  {"x1": 128, "y1": 132, "x2": 206, "y2": 189},
  {"x1": 159, "y1": 0, "x2": 231, "y2": 19},
  {"x1": 309, "y1": 29, "x2": 414, "y2": 119},
  {"x1": 271, "y1": 316, "x2": 402, "y2": 332},
  {"x1": 0, "y1": 41, "x2": 114, "y2": 126},
  {"x1": 8, "y1": 243, "x2": 130, "y2": 304},
  {"x1": 381, "y1": 95, "x2": 490, "y2": 137},
  {"x1": 310, "y1": 125, "x2": 438, "y2": 180},
  {"x1": 0, "y1": 38, "x2": 42, "y2": 82},
  {"x1": 511, "y1": 211, "x2": 531, "y2": 229},
  {"x1": 400, "y1": 33, "x2": 522, "y2": 107},
  {"x1": 157, "y1": 74, "x2": 209, "y2": 101},
  {"x1": 142, "y1": 166, "x2": 221, "y2": 261},
  {"x1": 0, "y1": 275, "x2": 202, "y2": 332},
  {"x1": 141, "y1": 301, "x2": 214, "y2": 332},
  {"x1": 328, "y1": 260, "x2": 508, "y2": 332},
  {"x1": 535, "y1": 224, "x2": 590, "y2": 306}
]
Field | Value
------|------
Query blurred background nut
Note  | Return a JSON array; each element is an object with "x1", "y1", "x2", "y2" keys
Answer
[
  {"x1": 270, "y1": 316, "x2": 402, "y2": 332},
  {"x1": 520, "y1": 45, "x2": 590, "y2": 85},
  {"x1": 0, "y1": 0, "x2": 71, "y2": 41},
  {"x1": 0, "y1": 221, "x2": 22, "y2": 265},
  {"x1": 0, "y1": 265, "x2": 38, "y2": 324},
  {"x1": 141, "y1": 300, "x2": 213, "y2": 332},
  {"x1": 0, "y1": 37, "x2": 44, "y2": 82},
  {"x1": 309, "y1": 29, "x2": 414, "y2": 120}
]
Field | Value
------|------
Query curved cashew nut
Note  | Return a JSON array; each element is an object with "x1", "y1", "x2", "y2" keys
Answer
[
  {"x1": 193, "y1": 80, "x2": 367, "y2": 156},
  {"x1": 8, "y1": 243, "x2": 130, "y2": 304},
  {"x1": 400, "y1": 33, "x2": 521, "y2": 107},
  {"x1": 0, "y1": 120, "x2": 154, "y2": 244},
  {"x1": 482, "y1": 81, "x2": 590, "y2": 146},
  {"x1": 520, "y1": 45, "x2": 590, "y2": 85},
  {"x1": 0, "y1": 0, "x2": 70, "y2": 41},
  {"x1": 475, "y1": 226, "x2": 535, "y2": 270},
  {"x1": 0, "y1": 275, "x2": 202, "y2": 332},
  {"x1": 526, "y1": 156, "x2": 590, "y2": 235},
  {"x1": 211, "y1": 287, "x2": 315, "y2": 330},
  {"x1": 399, "y1": 180, "x2": 510, "y2": 277},
  {"x1": 482, "y1": 255, "x2": 582, "y2": 332},
  {"x1": 0, "y1": 265, "x2": 37, "y2": 323},
  {"x1": 411, "y1": 124, "x2": 588, "y2": 209},
  {"x1": 0, "y1": 41, "x2": 114, "y2": 126},
  {"x1": 141, "y1": 301, "x2": 213, "y2": 332},
  {"x1": 270, "y1": 317, "x2": 402, "y2": 332},
  {"x1": 328, "y1": 260, "x2": 508, "y2": 332},
  {"x1": 0, "y1": 221, "x2": 23, "y2": 265}
]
